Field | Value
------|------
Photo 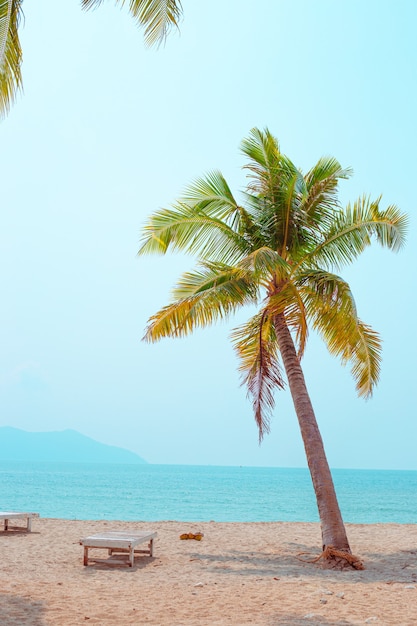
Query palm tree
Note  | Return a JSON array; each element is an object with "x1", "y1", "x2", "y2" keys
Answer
[
  {"x1": 138, "y1": 128, "x2": 407, "y2": 567},
  {"x1": 0, "y1": 0, "x2": 183, "y2": 118}
]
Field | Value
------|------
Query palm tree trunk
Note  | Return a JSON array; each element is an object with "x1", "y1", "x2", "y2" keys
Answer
[{"x1": 274, "y1": 313, "x2": 351, "y2": 552}]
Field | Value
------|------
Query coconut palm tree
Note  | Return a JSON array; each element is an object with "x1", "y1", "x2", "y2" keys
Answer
[
  {"x1": 0, "y1": 0, "x2": 182, "y2": 117},
  {"x1": 138, "y1": 127, "x2": 407, "y2": 567}
]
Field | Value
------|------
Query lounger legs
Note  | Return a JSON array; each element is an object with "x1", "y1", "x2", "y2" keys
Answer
[{"x1": 3, "y1": 517, "x2": 34, "y2": 532}]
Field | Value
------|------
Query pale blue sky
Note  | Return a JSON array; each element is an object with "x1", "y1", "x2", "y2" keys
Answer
[{"x1": 1, "y1": 0, "x2": 416, "y2": 469}]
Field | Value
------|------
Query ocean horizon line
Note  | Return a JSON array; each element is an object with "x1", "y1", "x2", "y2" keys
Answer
[{"x1": 1, "y1": 459, "x2": 417, "y2": 473}]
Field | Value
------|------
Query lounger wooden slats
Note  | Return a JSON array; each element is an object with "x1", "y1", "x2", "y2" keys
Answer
[
  {"x1": 80, "y1": 530, "x2": 157, "y2": 567},
  {"x1": 0, "y1": 512, "x2": 40, "y2": 532}
]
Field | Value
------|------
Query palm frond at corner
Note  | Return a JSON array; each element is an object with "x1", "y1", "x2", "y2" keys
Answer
[
  {"x1": 81, "y1": 0, "x2": 183, "y2": 46},
  {"x1": 0, "y1": 0, "x2": 23, "y2": 118},
  {"x1": 231, "y1": 311, "x2": 285, "y2": 441}
]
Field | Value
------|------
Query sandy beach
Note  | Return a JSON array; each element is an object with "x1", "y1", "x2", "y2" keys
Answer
[{"x1": 0, "y1": 518, "x2": 416, "y2": 625}]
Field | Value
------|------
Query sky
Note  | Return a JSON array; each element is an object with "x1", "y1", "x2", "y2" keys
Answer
[{"x1": 1, "y1": 0, "x2": 416, "y2": 469}]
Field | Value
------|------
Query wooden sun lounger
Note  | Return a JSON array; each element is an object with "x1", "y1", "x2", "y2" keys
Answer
[
  {"x1": 80, "y1": 530, "x2": 157, "y2": 567},
  {"x1": 0, "y1": 511, "x2": 40, "y2": 532}
]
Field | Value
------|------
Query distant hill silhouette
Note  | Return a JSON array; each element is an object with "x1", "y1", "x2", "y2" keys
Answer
[{"x1": 0, "y1": 427, "x2": 147, "y2": 464}]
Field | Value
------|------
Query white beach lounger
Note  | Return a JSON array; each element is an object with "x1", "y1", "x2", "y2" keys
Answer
[
  {"x1": 0, "y1": 511, "x2": 40, "y2": 532},
  {"x1": 80, "y1": 530, "x2": 157, "y2": 567}
]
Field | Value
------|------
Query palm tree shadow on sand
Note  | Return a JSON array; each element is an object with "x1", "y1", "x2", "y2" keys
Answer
[
  {"x1": 188, "y1": 543, "x2": 417, "y2": 583},
  {"x1": 0, "y1": 594, "x2": 46, "y2": 626}
]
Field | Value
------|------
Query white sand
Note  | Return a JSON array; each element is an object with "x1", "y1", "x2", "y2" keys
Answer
[{"x1": 1, "y1": 518, "x2": 417, "y2": 625}]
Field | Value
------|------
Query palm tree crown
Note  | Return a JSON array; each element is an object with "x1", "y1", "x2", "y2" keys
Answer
[{"x1": 139, "y1": 127, "x2": 407, "y2": 439}]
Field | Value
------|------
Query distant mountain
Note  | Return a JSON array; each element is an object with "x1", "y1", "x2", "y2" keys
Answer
[{"x1": 0, "y1": 427, "x2": 147, "y2": 464}]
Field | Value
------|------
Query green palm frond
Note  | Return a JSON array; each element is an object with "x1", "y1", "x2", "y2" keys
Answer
[
  {"x1": 364, "y1": 198, "x2": 408, "y2": 251},
  {"x1": 231, "y1": 311, "x2": 284, "y2": 441},
  {"x1": 303, "y1": 195, "x2": 408, "y2": 271},
  {"x1": 301, "y1": 157, "x2": 352, "y2": 233},
  {"x1": 81, "y1": 0, "x2": 183, "y2": 46},
  {"x1": 299, "y1": 269, "x2": 358, "y2": 319},
  {"x1": 237, "y1": 247, "x2": 291, "y2": 287},
  {"x1": 301, "y1": 270, "x2": 381, "y2": 397},
  {"x1": 180, "y1": 170, "x2": 272, "y2": 252},
  {"x1": 0, "y1": 0, "x2": 23, "y2": 118},
  {"x1": 241, "y1": 192, "x2": 280, "y2": 248},
  {"x1": 138, "y1": 201, "x2": 250, "y2": 264},
  {"x1": 171, "y1": 260, "x2": 259, "y2": 302},
  {"x1": 181, "y1": 171, "x2": 240, "y2": 222},
  {"x1": 319, "y1": 311, "x2": 381, "y2": 398},
  {"x1": 241, "y1": 128, "x2": 295, "y2": 199},
  {"x1": 144, "y1": 262, "x2": 258, "y2": 342},
  {"x1": 240, "y1": 128, "x2": 313, "y2": 256},
  {"x1": 279, "y1": 168, "x2": 308, "y2": 256},
  {"x1": 143, "y1": 298, "x2": 216, "y2": 341},
  {"x1": 349, "y1": 322, "x2": 381, "y2": 397},
  {"x1": 305, "y1": 157, "x2": 352, "y2": 189},
  {"x1": 240, "y1": 127, "x2": 281, "y2": 185}
]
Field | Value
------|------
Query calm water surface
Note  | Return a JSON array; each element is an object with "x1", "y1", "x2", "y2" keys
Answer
[{"x1": 1, "y1": 462, "x2": 416, "y2": 523}]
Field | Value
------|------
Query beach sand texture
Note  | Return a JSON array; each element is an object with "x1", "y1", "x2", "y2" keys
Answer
[{"x1": 1, "y1": 518, "x2": 416, "y2": 625}]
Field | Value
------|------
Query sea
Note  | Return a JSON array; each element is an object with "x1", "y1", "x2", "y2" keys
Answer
[{"x1": 1, "y1": 462, "x2": 416, "y2": 524}]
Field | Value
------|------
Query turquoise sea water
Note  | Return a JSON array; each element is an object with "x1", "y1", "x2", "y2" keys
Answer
[{"x1": 1, "y1": 462, "x2": 416, "y2": 524}]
